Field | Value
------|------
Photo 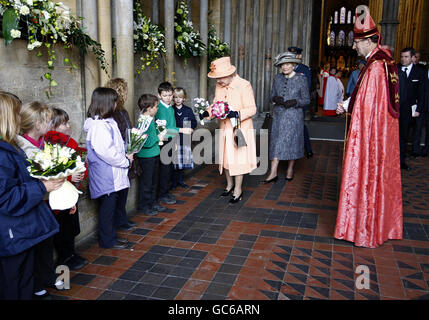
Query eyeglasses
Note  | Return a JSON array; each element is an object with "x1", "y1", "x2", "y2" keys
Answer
[{"x1": 353, "y1": 39, "x2": 367, "y2": 46}]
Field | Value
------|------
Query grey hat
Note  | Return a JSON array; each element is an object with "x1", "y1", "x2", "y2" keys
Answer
[{"x1": 274, "y1": 51, "x2": 302, "y2": 67}]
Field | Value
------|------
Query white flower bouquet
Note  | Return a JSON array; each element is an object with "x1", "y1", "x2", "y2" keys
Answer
[
  {"x1": 155, "y1": 119, "x2": 167, "y2": 146},
  {"x1": 27, "y1": 143, "x2": 86, "y2": 210},
  {"x1": 126, "y1": 128, "x2": 148, "y2": 154},
  {"x1": 193, "y1": 97, "x2": 210, "y2": 125},
  {"x1": 137, "y1": 114, "x2": 153, "y2": 132}
]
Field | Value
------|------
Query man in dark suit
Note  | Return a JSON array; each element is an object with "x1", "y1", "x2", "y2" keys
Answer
[
  {"x1": 288, "y1": 46, "x2": 313, "y2": 158},
  {"x1": 398, "y1": 47, "x2": 425, "y2": 170},
  {"x1": 420, "y1": 65, "x2": 429, "y2": 157},
  {"x1": 411, "y1": 50, "x2": 429, "y2": 156}
]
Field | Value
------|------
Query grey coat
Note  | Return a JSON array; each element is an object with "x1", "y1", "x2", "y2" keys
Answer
[{"x1": 269, "y1": 72, "x2": 310, "y2": 161}]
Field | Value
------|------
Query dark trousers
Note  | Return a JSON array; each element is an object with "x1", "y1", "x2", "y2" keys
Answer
[
  {"x1": 422, "y1": 112, "x2": 429, "y2": 154},
  {"x1": 53, "y1": 207, "x2": 81, "y2": 264},
  {"x1": 159, "y1": 140, "x2": 173, "y2": 199},
  {"x1": 34, "y1": 237, "x2": 56, "y2": 292},
  {"x1": 98, "y1": 188, "x2": 129, "y2": 248},
  {"x1": 303, "y1": 108, "x2": 312, "y2": 154},
  {"x1": 413, "y1": 113, "x2": 427, "y2": 154},
  {"x1": 137, "y1": 156, "x2": 159, "y2": 210},
  {"x1": 0, "y1": 248, "x2": 35, "y2": 300},
  {"x1": 172, "y1": 169, "x2": 184, "y2": 187},
  {"x1": 399, "y1": 112, "x2": 413, "y2": 164}
]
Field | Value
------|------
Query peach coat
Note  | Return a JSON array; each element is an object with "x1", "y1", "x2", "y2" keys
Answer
[{"x1": 208, "y1": 75, "x2": 258, "y2": 176}]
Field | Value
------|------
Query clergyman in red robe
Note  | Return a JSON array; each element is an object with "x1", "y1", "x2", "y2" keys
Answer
[{"x1": 334, "y1": 6, "x2": 403, "y2": 248}]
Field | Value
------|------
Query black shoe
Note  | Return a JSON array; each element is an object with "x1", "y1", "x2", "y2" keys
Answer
[
  {"x1": 127, "y1": 220, "x2": 137, "y2": 227},
  {"x1": 422, "y1": 151, "x2": 429, "y2": 157},
  {"x1": 152, "y1": 204, "x2": 166, "y2": 212},
  {"x1": 220, "y1": 186, "x2": 235, "y2": 197},
  {"x1": 117, "y1": 238, "x2": 129, "y2": 244},
  {"x1": 260, "y1": 176, "x2": 278, "y2": 184},
  {"x1": 286, "y1": 175, "x2": 294, "y2": 181},
  {"x1": 141, "y1": 208, "x2": 159, "y2": 216},
  {"x1": 159, "y1": 196, "x2": 176, "y2": 205},
  {"x1": 401, "y1": 163, "x2": 411, "y2": 171},
  {"x1": 33, "y1": 291, "x2": 52, "y2": 300},
  {"x1": 411, "y1": 152, "x2": 420, "y2": 158},
  {"x1": 111, "y1": 243, "x2": 128, "y2": 250},
  {"x1": 118, "y1": 223, "x2": 134, "y2": 231},
  {"x1": 64, "y1": 255, "x2": 86, "y2": 271},
  {"x1": 167, "y1": 193, "x2": 176, "y2": 201},
  {"x1": 178, "y1": 181, "x2": 189, "y2": 188},
  {"x1": 74, "y1": 254, "x2": 89, "y2": 266},
  {"x1": 306, "y1": 151, "x2": 313, "y2": 159},
  {"x1": 229, "y1": 193, "x2": 243, "y2": 204}
]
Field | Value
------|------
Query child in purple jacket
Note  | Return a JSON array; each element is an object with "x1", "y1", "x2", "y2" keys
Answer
[{"x1": 83, "y1": 88, "x2": 134, "y2": 249}]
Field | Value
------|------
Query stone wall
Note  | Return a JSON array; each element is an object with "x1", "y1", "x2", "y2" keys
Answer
[{"x1": 0, "y1": 39, "x2": 209, "y2": 245}]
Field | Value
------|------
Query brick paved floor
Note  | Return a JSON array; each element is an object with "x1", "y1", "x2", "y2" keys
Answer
[{"x1": 49, "y1": 141, "x2": 429, "y2": 300}]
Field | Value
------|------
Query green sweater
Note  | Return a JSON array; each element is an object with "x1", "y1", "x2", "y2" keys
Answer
[
  {"x1": 136, "y1": 120, "x2": 160, "y2": 158},
  {"x1": 155, "y1": 102, "x2": 179, "y2": 139}
]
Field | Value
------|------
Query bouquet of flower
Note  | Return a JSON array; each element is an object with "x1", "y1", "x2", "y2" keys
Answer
[
  {"x1": 126, "y1": 128, "x2": 148, "y2": 154},
  {"x1": 27, "y1": 143, "x2": 86, "y2": 210},
  {"x1": 137, "y1": 114, "x2": 153, "y2": 132},
  {"x1": 211, "y1": 101, "x2": 230, "y2": 120},
  {"x1": 193, "y1": 97, "x2": 210, "y2": 125},
  {"x1": 155, "y1": 119, "x2": 167, "y2": 145}
]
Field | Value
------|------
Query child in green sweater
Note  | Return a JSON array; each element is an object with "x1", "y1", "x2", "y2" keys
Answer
[
  {"x1": 136, "y1": 94, "x2": 166, "y2": 216},
  {"x1": 155, "y1": 82, "x2": 193, "y2": 205}
]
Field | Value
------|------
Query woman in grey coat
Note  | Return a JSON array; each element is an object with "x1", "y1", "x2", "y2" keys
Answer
[{"x1": 262, "y1": 52, "x2": 310, "y2": 183}]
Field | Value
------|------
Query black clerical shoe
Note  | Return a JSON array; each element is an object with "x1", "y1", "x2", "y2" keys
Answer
[{"x1": 401, "y1": 163, "x2": 412, "y2": 171}]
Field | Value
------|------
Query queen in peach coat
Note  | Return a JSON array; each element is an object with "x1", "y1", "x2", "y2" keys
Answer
[{"x1": 203, "y1": 57, "x2": 258, "y2": 203}]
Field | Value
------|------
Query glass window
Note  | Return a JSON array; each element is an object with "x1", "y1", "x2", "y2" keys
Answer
[
  {"x1": 340, "y1": 7, "x2": 346, "y2": 24},
  {"x1": 348, "y1": 31, "x2": 354, "y2": 47},
  {"x1": 338, "y1": 30, "x2": 345, "y2": 46},
  {"x1": 330, "y1": 31, "x2": 336, "y2": 47}
]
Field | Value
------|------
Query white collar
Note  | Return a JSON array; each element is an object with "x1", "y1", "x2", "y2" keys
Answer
[
  {"x1": 365, "y1": 48, "x2": 376, "y2": 60},
  {"x1": 402, "y1": 64, "x2": 413, "y2": 70},
  {"x1": 160, "y1": 100, "x2": 170, "y2": 108}
]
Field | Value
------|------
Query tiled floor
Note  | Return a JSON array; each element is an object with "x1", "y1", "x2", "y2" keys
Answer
[{"x1": 50, "y1": 141, "x2": 429, "y2": 300}]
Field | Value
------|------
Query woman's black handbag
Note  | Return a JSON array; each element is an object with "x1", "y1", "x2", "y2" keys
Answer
[
  {"x1": 261, "y1": 112, "x2": 272, "y2": 130},
  {"x1": 233, "y1": 111, "x2": 247, "y2": 148}
]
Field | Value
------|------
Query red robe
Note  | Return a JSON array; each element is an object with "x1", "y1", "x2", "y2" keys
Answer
[{"x1": 334, "y1": 48, "x2": 403, "y2": 248}]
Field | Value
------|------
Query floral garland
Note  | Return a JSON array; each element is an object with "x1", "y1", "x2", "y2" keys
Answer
[
  {"x1": 174, "y1": 0, "x2": 205, "y2": 59},
  {"x1": 133, "y1": 0, "x2": 165, "y2": 74},
  {"x1": 0, "y1": 0, "x2": 106, "y2": 98},
  {"x1": 208, "y1": 25, "x2": 230, "y2": 64}
]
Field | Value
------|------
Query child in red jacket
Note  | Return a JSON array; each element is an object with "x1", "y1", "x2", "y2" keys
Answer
[{"x1": 45, "y1": 108, "x2": 88, "y2": 271}]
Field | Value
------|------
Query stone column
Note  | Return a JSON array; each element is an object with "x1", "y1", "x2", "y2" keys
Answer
[
  {"x1": 251, "y1": 0, "x2": 260, "y2": 91},
  {"x1": 97, "y1": 0, "x2": 112, "y2": 85},
  {"x1": 81, "y1": 0, "x2": 99, "y2": 111},
  {"x1": 164, "y1": 0, "x2": 175, "y2": 84},
  {"x1": 264, "y1": 0, "x2": 274, "y2": 112},
  {"x1": 115, "y1": 0, "x2": 135, "y2": 122},
  {"x1": 257, "y1": 0, "x2": 266, "y2": 112},
  {"x1": 237, "y1": 0, "x2": 246, "y2": 76},
  {"x1": 380, "y1": 0, "x2": 400, "y2": 49},
  {"x1": 224, "y1": 0, "x2": 232, "y2": 46},
  {"x1": 199, "y1": 0, "x2": 209, "y2": 98},
  {"x1": 304, "y1": 0, "x2": 314, "y2": 65},
  {"x1": 291, "y1": 0, "x2": 299, "y2": 46},
  {"x1": 152, "y1": 0, "x2": 159, "y2": 24},
  {"x1": 277, "y1": 0, "x2": 286, "y2": 54},
  {"x1": 285, "y1": 0, "x2": 293, "y2": 49}
]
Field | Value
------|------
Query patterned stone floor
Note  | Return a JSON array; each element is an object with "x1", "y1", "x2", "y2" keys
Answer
[{"x1": 49, "y1": 141, "x2": 429, "y2": 300}]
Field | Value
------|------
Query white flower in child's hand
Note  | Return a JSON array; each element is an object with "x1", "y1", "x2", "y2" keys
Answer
[{"x1": 10, "y1": 29, "x2": 21, "y2": 38}]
